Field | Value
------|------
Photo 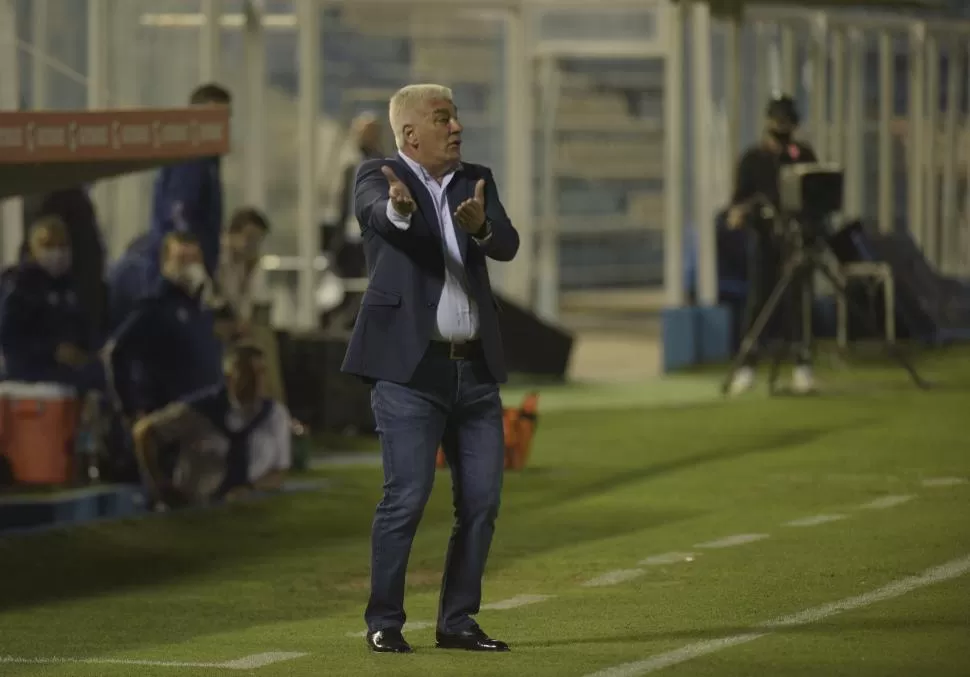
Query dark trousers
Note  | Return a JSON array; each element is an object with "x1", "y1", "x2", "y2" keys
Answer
[
  {"x1": 742, "y1": 231, "x2": 812, "y2": 366},
  {"x1": 366, "y1": 348, "x2": 505, "y2": 634}
]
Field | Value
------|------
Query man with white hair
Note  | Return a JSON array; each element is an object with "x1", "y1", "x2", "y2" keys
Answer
[{"x1": 342, "y1": 84, "x2": 520, "y2": 654}]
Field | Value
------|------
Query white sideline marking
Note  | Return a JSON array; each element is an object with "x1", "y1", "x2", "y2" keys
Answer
[
  {"x1": 694, "y1": 533, "x2": 769, "y2": 549},
  {"x1": 220, "y1": 653, "x2": 309, "y2": 669},
  {"x1": 347, "y1": 621, "x2": 433, "y2": 638},
  {"x1": 921, "y1": 477, "x2": 967, "y2": 488},
  {"x1": 482, "y1": 594, "x2": 553, "y2": 610},
  {"x1": 0, "y1": 652, "x2": 308, "y2": 670},
  {"x1": 784, "y1": 514, "x2": 846, "y2": 528},
  {"x1": 638, "y1": 552, "x2": 697, "y2": 566},
  {"x1": 582, "y1": 569, "x2": 645, "y2": 588},
  {"x1": 582, "y1": 554, "x2": 970, "y2": 677},
  {"x1": 859, "y1": 494, "x2": 914, "y2": 510}
]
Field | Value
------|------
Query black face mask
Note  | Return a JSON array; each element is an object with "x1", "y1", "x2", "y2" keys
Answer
[{"x1": 769, "y1": 127, "x2": 793, "y2": 145}]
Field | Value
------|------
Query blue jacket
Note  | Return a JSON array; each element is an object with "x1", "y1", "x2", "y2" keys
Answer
[
  {"x1": 340, "y1": 157, "x2": 519, "y2": 384},
  {"x1": 150, "y1": 157, "x2": 223, "y2": 276},
  {"x1": 106, "y1": 233, "x2": 163, "y2": 332},
  {"x1": 107, "y1": 280, "x2": 224, "y2": 415},
  {"x1": 0, "y1": 263, "x2": 101, "y2": 387}
]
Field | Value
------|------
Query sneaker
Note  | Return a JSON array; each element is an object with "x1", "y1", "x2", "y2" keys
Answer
[
  {"x1": 791, "y1": 365, "x2": 816, "y2": 394},
  {"x1": 728, "y1": 366, "x2": 755, "y2": 395}
]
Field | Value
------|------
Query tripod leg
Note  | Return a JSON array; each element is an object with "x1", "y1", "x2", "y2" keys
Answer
[
  {"x1": 767, "y1": 266, "x2": 799, "y2": 394},
  {"x1": 816, "y1": 258, "x2": 929, "y2": 389},
  {"x1": 721, "y1": 258, "x2": 802, "y2": 394}
]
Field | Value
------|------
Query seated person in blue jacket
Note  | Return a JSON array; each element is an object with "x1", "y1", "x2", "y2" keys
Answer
[
  {"x1": 0, "y1": 215, "x2": 102, "y2": 388},
  {"x1": 105, "y1": 231, "x2": 224, "y2": 418},
  {"x1": 150, "y1": 82, "x2": 232, "y2": 278},
  {"x1": 131, "y1": 343, "x2": 290, "y2": 508},
  {"x1": 106, "y1": 232, "x2": 162, "y2": 332}
]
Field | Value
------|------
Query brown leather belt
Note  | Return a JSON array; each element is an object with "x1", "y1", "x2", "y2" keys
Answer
[{"x1": 428, "y1": 340, "x2": 484, "y2": 361}]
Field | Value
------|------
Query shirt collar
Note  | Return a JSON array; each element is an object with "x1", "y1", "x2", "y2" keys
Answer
[{"x1": 396, "y1": 152, "x2": 461, "y2": 184}]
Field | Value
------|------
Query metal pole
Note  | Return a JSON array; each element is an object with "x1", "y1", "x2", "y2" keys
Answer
[
  {"x1": 924, "y1": 34, "x2": 939, "y2": 267},
  {"x1": 243, "y1": 0, "x2": 266, "y2": 208},
  {"x1": 664, "y1": 0, "x2": 685, "y2": 308},
  {"x1": 754, "y1": 23, "x2": 769, "y2": 124},
  {"x1": 723, "y1": 13, "x2": 741, "y2": 209},
  {"x1": 111, "y1": 1, "x2": 144, "y2": 258},
  {"x1": 810, "y1": 13, "x2": 828, "y2": 160},
  {"x1": 845, "y1": 28, "x2": 864, "y2": 217},
  {"x1": 964, "y1": 41, "x2": 970, "y2": 277},
  {"x1": 939, "y1": 39, "x2": 960, "y2": 276},
  {"x1": 87, "y1": 0, "x2": 111, "y2": 233},
  {"x1": 829, "y1": 28, "x2": 845, "y2": 165},
  {"x1": 878, "y1": 31, "x2": 894, "y2": 233},
  {"x1": 691, "y1": 0, "x2": 717, "y2": 306},
  {"x1": 499, "y1": 7, "x2": 534, "y2": 306},
  {"x1": 535, "y1": 55, "x2": 560, "y2": 321},
  {"x1": 296, "y1": 0, "x2": 319, "y2": 330},
  {"x1": 87, "y1": 0, "x2": 109, "y2": 109},
  {"x1": 30, "y1": 0, "x2": 49, "y2": 109},
  {"x1": 105, "y1": 3, "x2": 142, "y2": 259},
  {"x1": 908, "y1": 23, "x2": 926, "y2": 248},
  {"x1": 0, "y1": 0, "x2": 23, "y2": 267},
  {"x1": 201, "y1": 0, "x2": 221, "y2": 81},
  {"x1": 780, "y1": 22, "x2": 797, "y2": 93}
]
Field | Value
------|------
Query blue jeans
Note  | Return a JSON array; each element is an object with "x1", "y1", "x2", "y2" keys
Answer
[{"x1": 365, "y1": 349, "x2": 505, "y2": 634}]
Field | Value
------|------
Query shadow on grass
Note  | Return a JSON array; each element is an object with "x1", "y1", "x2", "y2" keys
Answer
[{"x1": 507, "y1": 418, "x2": 877, "y2": 515}]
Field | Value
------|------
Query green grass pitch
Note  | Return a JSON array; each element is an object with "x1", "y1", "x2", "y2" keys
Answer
[{"x1": 1, "y1": 347, "x2": 968, "y2": 676}]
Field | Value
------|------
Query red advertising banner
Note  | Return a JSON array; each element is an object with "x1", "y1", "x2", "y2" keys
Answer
[{"x1": 0, "y1": 107, "x2": 230, "y2": 164}]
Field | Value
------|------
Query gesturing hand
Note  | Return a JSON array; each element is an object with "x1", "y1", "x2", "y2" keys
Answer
[
  {"x1": 382, "y1": 166, "x2": 416, "y2": 217},
  {"x1": 454, "y1": 179, "x2": 487, "y2": 235},
  {"x1": 726, "y1": 204, "x2": 748, "y2": 229}
]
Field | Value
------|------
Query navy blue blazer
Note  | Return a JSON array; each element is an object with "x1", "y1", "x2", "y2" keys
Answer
[
  {"x1": 340, "y1": 157, "x2": 520, "y2": 385},
  {"x1": 0, "y1": 263, "x2": 96, "y2": 385}
]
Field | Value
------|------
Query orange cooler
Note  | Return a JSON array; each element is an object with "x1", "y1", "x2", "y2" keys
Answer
[{"x1": 0, "y1": 382, "x2": 80, "y2": 485}]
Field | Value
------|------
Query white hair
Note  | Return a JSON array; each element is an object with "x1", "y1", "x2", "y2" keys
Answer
[{"x1": 388, "y1": 84, "x2": 454, "y2": 150}]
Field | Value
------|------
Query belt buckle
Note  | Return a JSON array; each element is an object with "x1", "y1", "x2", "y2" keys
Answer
[{"x1": 449, "y1": 342, "x2": 461, "y2": 360}]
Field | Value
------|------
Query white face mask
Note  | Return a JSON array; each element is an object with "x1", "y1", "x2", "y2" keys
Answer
[
  {"x1": 176, "y1": 262, "x2": 208, "y2": 295},
  {"x1": 36, "y1": 248, "x2": 71, "y2": 277}
]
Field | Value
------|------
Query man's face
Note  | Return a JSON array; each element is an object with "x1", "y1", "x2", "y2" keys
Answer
[
  {"x1": 162, "y1": 241, "x2": 206, "y2": 293},
  {"x1": 229, "y1": 357, "x2": 266, "y2": 405},
  {"x1": 405, "y1": 98, "x2": 463, "y2": 170},
  {"x1": 227, "y1": 222, "x2": 265, "y2": 263}
]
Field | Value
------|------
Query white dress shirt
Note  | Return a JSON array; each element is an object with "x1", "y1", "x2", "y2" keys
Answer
[
  {"x1": 215, "y1": 252, "x2": 269, "y2": 321},
  {"x1": 384, "y1": 153, "x2": 480, "y2": 343}
]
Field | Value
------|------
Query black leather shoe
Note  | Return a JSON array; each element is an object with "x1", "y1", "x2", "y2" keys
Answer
[
  {"x1": 366, "y1": 628, "x2": 413, "y2": 653},
  {"x1": 435, "y1": 626, "x2": 510, "y2": 652}
]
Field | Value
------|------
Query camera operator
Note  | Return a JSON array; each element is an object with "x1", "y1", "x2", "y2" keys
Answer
[{"x1": 726, "y1": 95, "x2": 818, "y2": 395}]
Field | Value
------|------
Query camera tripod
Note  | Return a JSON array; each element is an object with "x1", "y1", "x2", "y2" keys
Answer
[{"x1": 720, "y1": 219, "x2": 930, "y2": 395}]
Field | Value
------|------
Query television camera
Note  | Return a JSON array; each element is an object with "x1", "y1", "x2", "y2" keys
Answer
[{"x1": 720, "y1": 162, "x2": 928, "y2": 394}]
